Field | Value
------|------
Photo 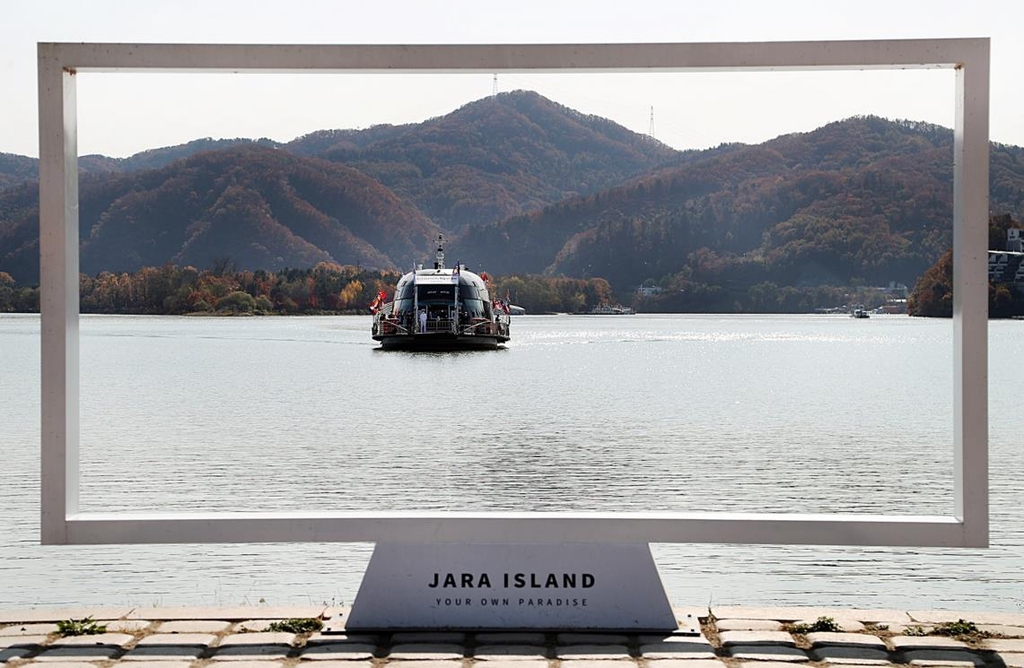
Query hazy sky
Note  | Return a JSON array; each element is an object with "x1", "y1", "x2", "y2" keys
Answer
[{"x1": 2, "y1": 0, "x2": 1022, "y2": 158}]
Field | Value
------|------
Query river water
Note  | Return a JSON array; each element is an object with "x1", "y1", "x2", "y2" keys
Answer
[{"x1": 1, "y1": 313, "x2": 1022, "y2": 611}]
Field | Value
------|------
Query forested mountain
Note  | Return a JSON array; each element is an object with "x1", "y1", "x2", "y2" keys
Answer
[
  {"x1": 1, "y1": 91, "x2": 677, "y2": 283},
  {"x1": 454, "y1": 116, "x2": 1024, "y2": 298},
  {"x1": 288, "y1": 90, "x2": 679, "y2": 231},
  {"x1": 0, "y1": 145, "x2": 439, "y2": 281},
  {"x1": 5, "y1": 92, "x2": 1024, "y2": 312},
  {"x1": 79, "y1": 137, "x2": 280, "y2": 174},
  {"x1": 1, "y1": 90, "x2": 676, "y2": 230},
  {"x1": 0, "y1": 153, "x2": 37, "y2": 190},
  {"x1": 2, "y1": 139, "x2": 280, "y2": 188}
]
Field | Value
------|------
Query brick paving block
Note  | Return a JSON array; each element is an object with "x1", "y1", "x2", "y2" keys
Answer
[
  {"x1": 978, "y1": 624, "x2": 1024, "y2": 637},
  {"x1": 319, "y1": 614, "x2": 348, "y2": 636},
  {"x1": 33, "y1": 645, "x2": 123, "y2": 661},
  {"x1": 718, "y1": 631, "x2": 795, "y2": 647},
  {"x1": 120, "y1": 645, "x2": 206, "y2": 661},
  {"x1": 390, "y1": 633, "x2": 466, "y2": 645},
  {"x1": 111, "y1": 662, "x2": 194, "y2": 668},
  {"x1": 0, "y1": 623, "x2": 59, "y2": 636},
  {"x1": 101, "y1": 620, "x2": 152, "y2": 633},
  {"x1": 380, "y1": 661, "x2": 464, "y2": 668},
  {"x1": 206, "y1": 661, "x2": 288, "y2": 668},
  {"x1": 386, "y1": 644, "x2": 465, "y2": 661},
  {"x1": 812, "y1": 645, "x2": 891, "y2": 665},
  {"x1": 727, "y1": 645, "x2": 809, "y2": 662},
  {"x1": 1, "y1": 635, "x2": 50, "y2": 649},
  {"x1": 559, "y1": 660, "x2": 638, "y2": 668},
  {"x1": 50, "y1": 633, "x2": 135, "y2": 648},
  {"x1": 298, "y1": 643, "x2": 376, "y2": 660},
  {"x1": 473, "y1": 644, "x2": 548, "y2": 660},
  {"x1": 793, "y1": 619, "x2": 865, "y2": 633},
  {"x1": 156, "y1": 620, "x2": 232, "y2": 634},
  {"x1": 557, "y1": 634, "x2": 628, "y2": 645},
  {"x1": 474, "y1": 633, "x2": 547, "y2": 645},
  {"x1": 294, "y1": 662, "x2": 374, "y2": 668},
  {"x1": 126, "y1": 607, "x2": 323, "y2": 621},
  {"x1": 135, "y1": 633, "x2": 216, "y2": 647},
  {"x1": 639, "y1": 634, "x2": 712, "y2": 645},
  {"x1": 321, "y1": 607, "x2": 349, "y2": 620},
  {"x1": 305, "y1": 634, "x2": 379, "y2": 646},
  {"x1": 639, "y1": 640, "x2": 716, "y2": 660},
  {"x1": 13, "y1": 662, "x2": 98, "y2": 668},
  {"x1": 211, "y1": 645, "x2": 291, "y2": 661},
  {"x1": 984, "y1": 639, "x2": 1024, "y2": 652},
  {"x1": 0, "y1": 608, "x2": 133, "y2": 624},
  {"x1": 805, "y1": 632, "x2": 886, "y2": 649},
  {"x1": 736, "y1": 662, "x2": 816, "y2": 668},
  {"x1": 875, "y1": 623, "x2": 923, "y2": 635},
  {"x1": 902, "y1": 649, "x2": 985, "y2": 666},
  {"x1": 469, "y1": 661, "x2": 549, "y2": 668},
  {"x1": 712, "y1": 607, "x2": 842, "y2": 622},
  {"x1": 556, "y1": 644, "x2": 631, "y2": 660},
  {"x1": 890, "y1": 636, "x2": 968, "y2": 651},
  {"x1": 217, "y1": 633, "x2": 296, "y2": 647},
  {"x1": 239, "y1": 620, "x2": 321, "y2": 634},
  {"x1": 846, "y1": 610, "x2": 913, "y2": 625},
  {"x1": 909, "y1": 611, "x2": 1024, "y2": 627},
  {"x1": 997, "y1": 653, "x2": 1024, "y2": 668},
  {"x1": 716, "y1": 619, "x2": 782, "y2": 631},
  {"x1": 1, "y1": 646, "x2": 34, "y2": 662},
  {"x1": 645, "y1": 661, "x2": 726, "y2": 668},
  {"x1": 672, "y1": 607, "x2": 708, "y2": 620},
  {"x1": 674, "y1": 610, "x2": 704, "y2": 635}
]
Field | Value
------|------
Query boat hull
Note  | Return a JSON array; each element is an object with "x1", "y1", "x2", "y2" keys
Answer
[{"x1": 374, "y1": 332, "x2": 509, "y2": 351}]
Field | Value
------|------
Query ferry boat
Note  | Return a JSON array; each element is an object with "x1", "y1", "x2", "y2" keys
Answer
[{"x1": 371, "y1": 236, "x2": 510, "y2": 351}]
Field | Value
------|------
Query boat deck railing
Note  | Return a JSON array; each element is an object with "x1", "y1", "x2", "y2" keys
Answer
[
  {"x1": 375, "y1": 312, "x2": 509, "y2": 339},
  {"x1": 420, "y1": 318, "x2": 457, "y2": 334}
]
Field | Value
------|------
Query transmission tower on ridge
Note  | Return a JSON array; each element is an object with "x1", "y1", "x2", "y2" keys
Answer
[
  {"x1": 492, "y1": 74, "x2": 498, "y2": 96},
  {"x1": 648, "y1": 105, "x2": 656, "y2": 141}
]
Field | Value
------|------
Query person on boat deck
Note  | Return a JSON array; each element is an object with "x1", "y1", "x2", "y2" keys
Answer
[{"x1": 418, "y1": 308, "x2": 427, "y2": 332}]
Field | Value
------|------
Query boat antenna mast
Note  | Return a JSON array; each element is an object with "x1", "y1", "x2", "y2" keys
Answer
[{"x1": 434, "y1": 234, "x2": 445, "y2": 270}]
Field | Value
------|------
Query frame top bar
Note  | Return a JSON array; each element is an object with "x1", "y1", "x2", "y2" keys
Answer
[{"x1": 39, "y1": 39, "x2": 988, "y2": 74}]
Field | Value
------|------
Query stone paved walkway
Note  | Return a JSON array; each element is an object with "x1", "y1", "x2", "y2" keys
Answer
[{"x1": 2, "y1": 606, "x2": 1024, "y2": 668}]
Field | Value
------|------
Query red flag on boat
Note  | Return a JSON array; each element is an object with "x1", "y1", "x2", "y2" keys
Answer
[{"x1": 369, "y1": 289, "x2": 387, "y2": 314}]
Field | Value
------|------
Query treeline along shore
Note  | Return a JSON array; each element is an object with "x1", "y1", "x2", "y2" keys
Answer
[
  {"x1": 0, "y1": 260, "x2": 915, "y2": 315},
  {"x1": 0, "y1": 262, "x2": 617, "y2": 316}
]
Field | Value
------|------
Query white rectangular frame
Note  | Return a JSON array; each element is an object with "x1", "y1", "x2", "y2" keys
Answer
[{"x1": 39, "y1": 39, "x2": 989, "y2": 547}]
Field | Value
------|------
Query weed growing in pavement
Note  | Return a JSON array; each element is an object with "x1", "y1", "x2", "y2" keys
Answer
[
  {"x1": 788, "y1": 616, "x2": 842, "y2": 634},
  {"x1": 902, "y1": 619, "x2": 990, "y2": 642},
  {"x1": 931, "y1": 619, "x2": 990, "y2": 641},
  {"x1": 56, "y1": 617, "x2": 107, "y2": 636},
  {"x1": 265, "y1": 618, "x2": 323, "y2": 634}
]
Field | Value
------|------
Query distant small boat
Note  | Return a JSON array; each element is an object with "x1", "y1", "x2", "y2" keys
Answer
[
  {"x1": 850, "y1": 306, "x2": 870, "y2": 319},
  {"x1": 584, "y1": 303, "x2": 635, "y2": 315}
]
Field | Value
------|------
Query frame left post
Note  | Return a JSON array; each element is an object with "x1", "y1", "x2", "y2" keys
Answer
[{"x1": 38, "y1": 43, "x2": 79, "y2": 545}]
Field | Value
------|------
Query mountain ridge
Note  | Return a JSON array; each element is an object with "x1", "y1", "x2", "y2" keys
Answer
[{"x1": 3, "y1": 94, "x2": 1024, "y2": 308}]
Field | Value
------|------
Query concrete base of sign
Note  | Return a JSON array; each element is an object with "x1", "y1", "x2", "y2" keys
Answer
[{"x1": 346, "y1": 542, "x2": 677, "y2": 630}]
